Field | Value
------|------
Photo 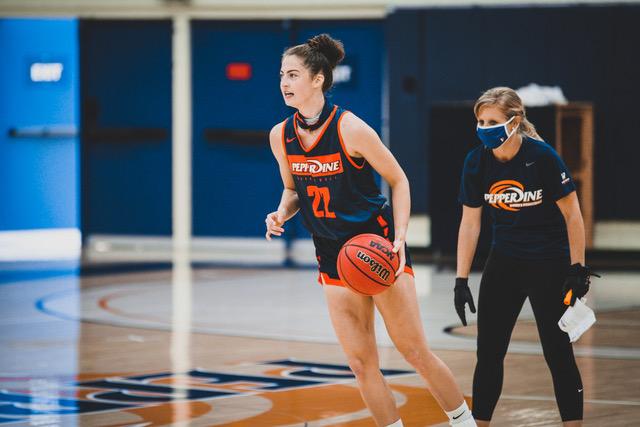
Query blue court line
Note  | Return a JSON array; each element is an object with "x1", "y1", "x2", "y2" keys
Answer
[{"x1": 34, "y1": 288, "x2": 83, "y2": 323}]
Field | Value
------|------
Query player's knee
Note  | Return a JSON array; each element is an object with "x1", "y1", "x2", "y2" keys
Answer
[
  {"x1": 398, "y1": 346, "x2": 431, "y2": 371},
  {"x1": 542, "y1": 352, "x2": 558, "y2": 369},
  {"x1": 476, "y1": 346, "x2": 508, "y2": 366},
  {"x1": 399, "y1": 347, "x2": 423, "y2": 368},
  {"x1": 347, "y1": 355, "x2": 377, "y2": 378},
  {"x1": 543, "y1": 351, "x2": 577, "y2": 375}
]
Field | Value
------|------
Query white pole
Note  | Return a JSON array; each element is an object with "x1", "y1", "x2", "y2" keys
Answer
[
  {"x1": 170, "y1": 16, "x2": 192, "y2": 425},
  {"x1": 172, "y1": 13, "x2": 192, "y2": 254}
]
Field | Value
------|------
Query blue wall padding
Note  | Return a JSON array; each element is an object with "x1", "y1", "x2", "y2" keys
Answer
[
  {"x1": 80, "y1": 20, "x2": 173, "y2": 235},
  {"x1": 0, "y1": 18, "x2": 79, "y2": 231}
]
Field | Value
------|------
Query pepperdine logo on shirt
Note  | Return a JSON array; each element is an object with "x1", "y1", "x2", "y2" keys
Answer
[
  {"x1": 288, "y1": 153, "x2": 343, "y2": 177},
  {"x1": 485, "y1": 180, "x2": 543, "y2": 212}
]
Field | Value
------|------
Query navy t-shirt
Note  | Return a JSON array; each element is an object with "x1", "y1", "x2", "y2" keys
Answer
[{"x1": 458, "y1": 136, "x2": 576, "y2": 260}]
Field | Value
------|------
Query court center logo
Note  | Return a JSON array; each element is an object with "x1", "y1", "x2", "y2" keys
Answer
[
  {"x1": 485, "y1": 180, "x2": 543, "y2": 211},
  {"x1": 0, "y1": 359, "x2": 420, "y2": 425}
]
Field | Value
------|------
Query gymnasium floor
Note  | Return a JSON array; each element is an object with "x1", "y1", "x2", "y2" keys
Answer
[{"x1": 1, "y1": 260, "x2": 639, "y2": 426}]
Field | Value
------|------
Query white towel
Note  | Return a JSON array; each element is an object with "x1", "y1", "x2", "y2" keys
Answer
[{"x1": 558, "y1": 298, "x2": 596, "y2": 343}]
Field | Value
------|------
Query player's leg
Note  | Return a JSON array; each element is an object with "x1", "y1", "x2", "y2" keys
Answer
[
  {"x1": 374, "y1": 272, "x2": 475, "y2": 426},
  {"x1": 526, "y1": 259, "x2": 583, "y2": 426},
  {"x1": 472, "y1": 251, "x2": 527, "y2": 425},
  {"x1": 324, "y1": 284, "x2": 400, "y2": 426},
  {"x1": 368, "y1": 207, "x2": 474, "y2": 425}
]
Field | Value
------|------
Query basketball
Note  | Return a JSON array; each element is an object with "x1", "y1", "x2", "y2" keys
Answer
[{"x1": 337, "y1": 233, "x2": 400, "y2": 295}]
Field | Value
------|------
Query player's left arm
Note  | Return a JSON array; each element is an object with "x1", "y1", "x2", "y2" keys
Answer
[
  {"x1": 544, "y1": 148, "x2": 586, "y2": 267},
  {"x1": 556, "y1": 192, "x2": 586, "y2": 266},
  {"x1": 339, "y1": 113, "x2": 410, "y2": 276}
]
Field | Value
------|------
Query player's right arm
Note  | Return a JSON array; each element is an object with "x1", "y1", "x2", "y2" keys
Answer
[
  {"x1": 454, "y1": 204, "x2": 482, "y2": 325},
  {"x1": 266, "y1": 121, "x2": 300, "y2": 241},
  {"x1": 456, "y1": 205, "x2": 482, "y2": 278}
]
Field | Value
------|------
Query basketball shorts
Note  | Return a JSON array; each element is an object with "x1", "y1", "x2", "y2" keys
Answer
[{"x1": 312, "y1": 205, "x2": 414, "y2": 287}]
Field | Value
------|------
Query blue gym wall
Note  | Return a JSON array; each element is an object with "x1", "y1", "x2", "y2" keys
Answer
[
  {"x1": 76, "y1": 19, "x2": 382, "y2": 240},
  {"x1": 6, "y1": 9, "x2": 639, "y2": 240},
  {"x1": 0, "y1": 18, "x2": 79, "y2": 231},
  {"x1": 192, "y1": 20, "x2": 383, "y2": 239},
  {"x1": 80, "y1": 20, "x2": 173, "y2": 236},
  {"x1": 191, "y1": 21, "x2": 290, "y2": 238},
  {"x1": 388, "y1": 4, "x2": 640, "y2": 220}
]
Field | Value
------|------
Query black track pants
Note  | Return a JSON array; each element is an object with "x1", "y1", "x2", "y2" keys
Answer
[{"x1": 472, "y1": 250, "x2": 583, "y2": 422}]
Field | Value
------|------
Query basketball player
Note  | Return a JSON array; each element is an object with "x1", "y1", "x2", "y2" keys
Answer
[
  {"x1": 264, "y1": 34, "x2": 476, "y2": 427},
  {"x1": 455, "y1": 87, "x2": 597, "y2": 426}
]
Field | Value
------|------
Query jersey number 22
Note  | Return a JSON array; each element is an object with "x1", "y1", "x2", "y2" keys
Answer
[{"x1": 307, "y1": 186, "x2": 336, "y2": 218}]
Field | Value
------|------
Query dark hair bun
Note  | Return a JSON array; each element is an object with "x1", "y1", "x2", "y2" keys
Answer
[{"x1": 307, "y1": 34, "x2": 345, "y2": 69}]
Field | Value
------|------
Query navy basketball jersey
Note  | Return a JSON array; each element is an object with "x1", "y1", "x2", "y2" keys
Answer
[{"x1": 281, "y1": 105, "x2": 387, "y2": 240}]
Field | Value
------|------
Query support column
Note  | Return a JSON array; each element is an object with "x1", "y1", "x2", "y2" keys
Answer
[{"x1": 172, "y1": 13, "x2": 192, "y2": 254}]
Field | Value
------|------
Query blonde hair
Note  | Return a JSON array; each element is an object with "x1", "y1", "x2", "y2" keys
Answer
[{"x1": 473, "y1": 87, "x2": 541, "y2": 140}]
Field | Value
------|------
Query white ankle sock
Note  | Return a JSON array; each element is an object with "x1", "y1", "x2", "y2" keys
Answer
[
  {"x1": 445, "y1": 401, "x2": 476, "y2": 426},
  {"x1": 451, "y1": 419, "x2": 477, "y2": 427},
  {"x1": 386, "y1": 419, "x2": 403, "y2": 427}
]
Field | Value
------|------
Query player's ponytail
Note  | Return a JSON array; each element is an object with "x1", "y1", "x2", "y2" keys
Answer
[
  {"x1": 519, "y1": 116, "x2": 540, "y2": 140},
  {"x1": 474, "y1": 87, "x2": 542, "y2": 140},
  {"x1": 307, "y1": 34, "x2": 345, "y2": 70},
  {"x1": 284, "y1": 33, "x2": 345, "y2": 93}
]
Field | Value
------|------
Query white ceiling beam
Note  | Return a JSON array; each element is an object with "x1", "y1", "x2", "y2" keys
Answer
[{"x1": 1, "y1": 0, "x2": 638, "y2": 20}]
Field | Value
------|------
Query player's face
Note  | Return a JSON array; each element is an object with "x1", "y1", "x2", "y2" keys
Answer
[
  {"x1": 476, "y1": 105, "x2": 508, "y2": 127},
  {"x1": 477, "y1": 105, "x2": 519, "y2": 132},
  {"x1": 280, "y1": 55, "x2": 317, "y2": 108}
]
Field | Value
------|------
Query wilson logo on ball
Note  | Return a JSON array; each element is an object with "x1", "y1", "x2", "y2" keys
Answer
[
  {"x1": 356, "y1": 250, "x2": 391, "y2": 281},
  {"x1": 369, "y1": 240, "x2": 395, "y2": 261}
]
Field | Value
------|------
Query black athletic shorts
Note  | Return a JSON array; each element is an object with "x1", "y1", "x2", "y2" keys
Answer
[{"x1": 312, "y1": 205, "x2": 414, "y2": 286}]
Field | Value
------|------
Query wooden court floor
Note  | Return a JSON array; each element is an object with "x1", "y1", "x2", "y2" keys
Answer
[{"x1": 1, "y1": 264, "x2": 639, "y2": 426}]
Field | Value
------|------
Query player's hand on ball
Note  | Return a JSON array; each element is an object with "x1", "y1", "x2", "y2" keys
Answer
[
  {"x1": 265, "y1": 210, "x2": 286, "y2": 241},
  {"x1": 454, "y1": 277, "x2": 476, "y2": 326},
  {"x1": 392, "y1": 237, "x2": 406, "y2": 277}
]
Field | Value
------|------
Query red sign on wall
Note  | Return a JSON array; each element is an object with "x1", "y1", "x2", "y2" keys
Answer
[{"x1": 226, "y1": 63, "x2": 252, "y2": 81}]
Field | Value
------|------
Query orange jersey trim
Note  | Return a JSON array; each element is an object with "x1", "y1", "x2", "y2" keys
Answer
[
  {"x1": 280, "y1": 118, "x2": 288, "y2": 157},
  {"x1": 337, "y1": 111, "x2": 366, "y2": 170},
  {"x1": 293, "y1": 106, "x2": 338, "y2": 153},
  {"x1": 376, "y1": 215, "x2": 389, "y2": 228},
  {"x1": 318, "y1": 272, "x2": 344, "y2": 286}
]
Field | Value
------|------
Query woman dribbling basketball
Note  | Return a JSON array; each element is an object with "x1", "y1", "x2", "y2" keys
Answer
[{"x1": 264, "y1": 33, "x2": 476, "y2": 427}]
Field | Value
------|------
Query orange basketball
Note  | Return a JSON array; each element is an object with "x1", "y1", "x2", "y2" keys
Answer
[{"x1": 337, "y1": 233, "x2": 400, "y2": 296}]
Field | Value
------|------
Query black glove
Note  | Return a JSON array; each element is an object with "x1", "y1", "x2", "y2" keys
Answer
[
  {"x1": 562, "y1": 263, "x2": 600, "y2": 306},
  {"x1": 454, "y1": 277, "x2": 476, "y2": 326}
]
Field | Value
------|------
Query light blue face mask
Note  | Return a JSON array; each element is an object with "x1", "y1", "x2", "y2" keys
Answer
[{"x1": 476, "y1": 116, "x2": 517, "y2": 149}]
